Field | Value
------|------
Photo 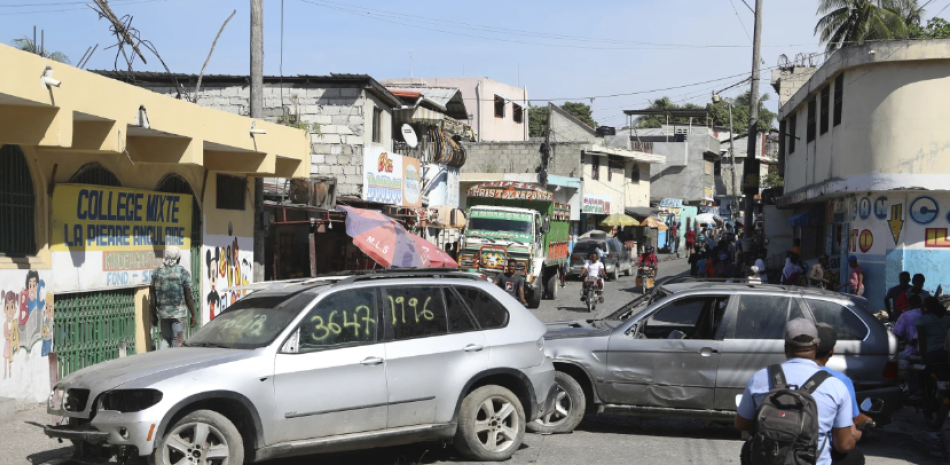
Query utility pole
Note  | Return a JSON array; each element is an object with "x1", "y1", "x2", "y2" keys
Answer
[
  {"x1": 251, "y1": 0, "x2": 265, "y2": 282},
  {"x1": 742, "y1": 0, "x2": 763, "y2": 246},
  {"x1": 727, "y1": 104, "x2": 739, "y2": 221}
]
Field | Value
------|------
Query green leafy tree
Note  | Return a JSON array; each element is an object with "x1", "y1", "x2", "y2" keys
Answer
[
  {"x1": 635, "y1": 97, "x2": 704, "y2": 128},
  {"x1": 528, "y1": 102, "x2": 599, "y2": 138},
  {"x1": 528, "y1": 105, "x2": 549, "y2": 138},
  {"x1": 707, "y1": 91, "x2": 777, "y2": 133},
  {"x1": 762, "y1": 171, "x2": 785, "y2": 189},
  {"x1": 12, "y1": 36, "x2": 69, "y2": 63},
  {"x1": 815, "y1": 0, "x2": 921, "y2": 53},
  {"x1": 905, "y1": 16, "x2": 950, "y2": 38}
]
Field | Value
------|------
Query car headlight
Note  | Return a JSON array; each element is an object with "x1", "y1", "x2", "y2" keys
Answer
[
  {"x1": 98, "y1": 390, "x2": 163, "y2": 413},
  {"x1": 48, "y1": 387, "x2": 65, "y2": 410}
]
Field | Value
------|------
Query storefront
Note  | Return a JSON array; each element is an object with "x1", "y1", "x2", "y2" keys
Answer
[
  {"x1": 581, "y1": 193, "x2": 613, "y2": 233},
  {"x1": 0, "y1": 45, "x2": 310, "y2": 404}
]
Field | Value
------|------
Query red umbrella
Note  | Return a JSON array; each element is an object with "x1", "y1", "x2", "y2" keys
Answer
[
  {"x1": 408, "y1": 233, "x2": 459, "y2": 268},
  {"x1": 338, "y1": 206, "x2": 456, "y2": 269}
]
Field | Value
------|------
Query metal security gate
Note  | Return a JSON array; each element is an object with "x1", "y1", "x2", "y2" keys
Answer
[
  {"x1": 54, "y1": 289, "x2": 137, "y2": 379},
  {"x1": 152, "y1": 175, "x2": 203, "y2": 350}
]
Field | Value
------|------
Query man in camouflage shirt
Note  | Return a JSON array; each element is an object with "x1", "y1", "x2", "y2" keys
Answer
[{"x1": 150, "y1": 246, "x2": 197, "y2": 349}]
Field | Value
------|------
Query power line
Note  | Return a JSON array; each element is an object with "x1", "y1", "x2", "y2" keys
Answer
[
  {"x1": 0, "y1": 0, "x2": 159, "y2": 15},
  {"x1": 295, "y1": 0, "x2": 818, "y2": 50},
  {"x1": 728, "y1": 0, "x2": 753, "y2": 43}
]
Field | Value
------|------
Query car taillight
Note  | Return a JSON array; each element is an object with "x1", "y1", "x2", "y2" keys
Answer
[
  {"x1": 572, "y1": 254, "x2": 581, "y2": 260},
  {"x1": 883, "y1": 361, "x2": 899, "y2": 379}
]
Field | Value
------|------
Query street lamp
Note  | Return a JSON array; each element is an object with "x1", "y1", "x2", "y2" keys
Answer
[{"x1": 713, "y1": 92, "x2": 740, "y2": 223}]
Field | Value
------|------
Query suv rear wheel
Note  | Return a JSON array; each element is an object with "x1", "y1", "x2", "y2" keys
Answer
[
  {"x1": 527, "y1": 371, "x2": 586, "y2": 434},
  {"x1": 454, "y1": 385, "x2": 526, "y2": 461},
  {"x1": 152, "y1": 410, "x2": 243, "y2": 465}
]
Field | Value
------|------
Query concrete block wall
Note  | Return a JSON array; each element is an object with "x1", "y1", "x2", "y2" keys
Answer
[
  {"x1": 137, "y1": 83, "x2": 370, "y2": 196},
  {"x1": 461, "y1": 141, "x2": 586, "y2": 178}
]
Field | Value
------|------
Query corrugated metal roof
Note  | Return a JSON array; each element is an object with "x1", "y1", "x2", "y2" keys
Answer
[
  {"x1": 384, "y1": 85, "x2": 468, "y2": 120},
  {"x1": 88, "y1": 70, "x2": 401, "y2": 107}
]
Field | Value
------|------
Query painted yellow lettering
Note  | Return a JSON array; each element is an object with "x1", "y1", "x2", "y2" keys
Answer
[
  {"x1": 409, "y1": 297, "x2": 419, "y2": 322},
  {"x1": 396, "y1": 296, "x2": 406, "y2": 323},
  {"x1": 421, "y1": 297, "x2": 435, "y2": 321},
  {"x1": 310, "y1": 315, "x2": 329, "y2": 341},
  {"x1": 388, "y1": 295, "x2": 397, "y2": 322},
  {"x1": 342, "y1": 310, "x2": 361, "y2": 337},
  {"x1": 356, "y1": 305, "x2": 376, "y2": 336},
  {"x1": 327, "y1": 310, "x2": 342, "y2": 335}
]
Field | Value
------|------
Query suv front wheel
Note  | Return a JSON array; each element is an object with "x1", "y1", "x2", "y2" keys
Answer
[
  {"x1": 527, "y1": 371, "x2": 585, "y2": 434},
  {"x1": 454, "y1": 385, "x2": 526, "y2": 461},
  {"x1": 152, "y1": 410, "x2": 244, "y2": 465}
]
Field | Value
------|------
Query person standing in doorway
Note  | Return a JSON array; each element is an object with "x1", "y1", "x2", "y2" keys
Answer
[
  {"x1": 494, "y1": 259, "x2": 527, "y2": 306},
  {"x1": 150, "y1": 246, "x2": 197, "y2": 349},
  {"x1": 847, "y1": 256, "x2": 864, "y2": 296}
]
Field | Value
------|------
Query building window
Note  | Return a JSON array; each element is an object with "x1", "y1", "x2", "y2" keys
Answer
[
  {"x1": 372, "y1": 107, "x2": 383, "y2": 143},
  {"x1": 714, "y1": 161, "x2": 722, "y2": 176},
  {"x1": 216, "y1": 174, "x2": 247, "y2": 210},
  {"x1": 819, "y1": 86, "x2": 830, "y2": 135},
  {"x1": 630, "y1": 163, "x2": 640, "y2": 183},
  {"x1": 0, "y1": 145, "x2": 36, "y2": 256},
  {"x1": 69, "y1": 163, "x2": 121, "y2": 186},
  {"x1": 789, "y1": 114, "x2": 797, "y2": 153},
  {"x1": 833, "y1": 73, "x2": 844, "y2": 127},
  {"x1": 779, "y1": 119, "x2": 787, "y2": 156},
  {"x1": 494, "y1": 95, "x2": 505, "y2": 118},
  {"x1": 513, "y1": 104, "x2": 524, "y2": 124},
  {"x1": 591, "y1": 156, "x2": 600, "y2": 181},
  {"x1": 806, "y1": 97, "x2": 816, "y2": 143}
]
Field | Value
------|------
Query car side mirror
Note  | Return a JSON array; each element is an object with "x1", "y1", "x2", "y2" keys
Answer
[
  {"x1": 860, "y1": 397, "x2": 884, "y2": 414},
  {"x1": 281, "y1": 328, "x2": 300, "y2": 354}
]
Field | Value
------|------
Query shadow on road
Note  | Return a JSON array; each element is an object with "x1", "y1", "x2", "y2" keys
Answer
[
  {"x1": 556, "y1": 306, "x2": 595, "y2": 314},
  {"x1": 576, "y1": 414, "x2": 739, "y2": 441},
  {"x1": 263, "y1": 441, "x2": 531, "y2": 465}
]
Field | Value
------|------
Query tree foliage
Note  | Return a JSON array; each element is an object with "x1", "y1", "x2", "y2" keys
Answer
[
  {"x1": 528, "y1": 102, "x2": 599, "y2": 138},
  {"x1": 762, "y1": 171, "x2": 785, "y2": 189},
  {"x1": 634, "y1": 91, "x2": 776, "y2": 132},
  {"x1": 905, "y1": 16, "x2": 950, "y2": 38},
  {"x1": 815, "y1": 0, "x2": 925, "y2": 53},
  {"x1": 12, "y1": 36, "x2": 69, "y2": 63}
]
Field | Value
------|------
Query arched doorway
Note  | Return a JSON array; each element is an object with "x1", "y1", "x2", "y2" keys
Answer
[{"x1": 155, "y1": 174, "x2": 203, "y2": 346}]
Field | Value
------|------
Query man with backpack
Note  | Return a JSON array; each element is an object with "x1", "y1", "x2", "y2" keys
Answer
[
  {"x1": 815, "y1": 323, "x2": 871, "y2": 464},
  {"x1": 736, "y1": 318, "x2": 856, "y2": 465}
]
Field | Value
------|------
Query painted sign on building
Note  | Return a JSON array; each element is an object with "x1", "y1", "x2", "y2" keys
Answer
[
  {"x1": 363, "y1": 145, "x2": 422, "y2": 207},
  {"x1": 582, "y1": 194, "x2": 612, "y2": 215},
  {"x1": 467, "y1": 181, "x2": 554, "y2": 202},
  {"x1": 424, "y1": 165, "x2": 460, "y2": 207},
  {"x1": 50, "y1": 184, "x2": 192, "y2": 292}
]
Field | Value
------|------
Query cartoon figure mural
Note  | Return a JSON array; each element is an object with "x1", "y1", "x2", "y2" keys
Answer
[
  {"x1": 202, "y1": 235, "x2": 252, "y2": 323},
  {"x1": 3, "y1": 291, "x2": 18, "y2": 379},
  {"x1": 41, "y1": 292, "x2": 54, "y2": 356}
]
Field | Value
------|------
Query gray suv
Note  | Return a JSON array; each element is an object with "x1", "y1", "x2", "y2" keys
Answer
[
  {"x1": 569, "y1": 237, "x2": 632, "y2": 280},
  {"x1": 528, "y1": 282, "x2": 901, "y2": 434},
  {"x1": 43, "y1": 271, "x2": 557, "y2": 464}
]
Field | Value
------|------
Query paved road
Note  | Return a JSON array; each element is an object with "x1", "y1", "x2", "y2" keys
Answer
[{"x1": 6, "y1": 258, "x2": 946, "y2": 464}]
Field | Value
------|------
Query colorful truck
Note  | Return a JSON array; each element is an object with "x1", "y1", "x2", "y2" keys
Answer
[{"x1": 459, "y1": 182, "x2": 571, "y2": 308}]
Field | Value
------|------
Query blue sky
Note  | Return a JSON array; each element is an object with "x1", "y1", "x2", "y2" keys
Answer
[{"x1": 4, "y1": 0, "x2": 949, "y2": 127}]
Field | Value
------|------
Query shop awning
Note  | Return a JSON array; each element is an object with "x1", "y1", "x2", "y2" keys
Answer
[{"x1": 786, "y1": 208, "x2": 819, "y2": 227}]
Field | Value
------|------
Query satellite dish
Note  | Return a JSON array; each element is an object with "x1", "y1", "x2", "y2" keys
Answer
[{"x1": 401, "y1": 124, "x2": 418, "y2": 148}]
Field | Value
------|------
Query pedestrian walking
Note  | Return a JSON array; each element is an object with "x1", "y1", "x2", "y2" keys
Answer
[
  {"x1": 494, "y1": 259, "x2": 527, "y2": 305},
  {"x1": 671, "y1": 222, "x2": 680, "y2": 254},
  {"x1": 685, "y1": 228, "x2": 697, "y2": 257},
  {"x1": 150, "y1": 246, "x2": 197, "y2": 349},
  {"x1": 809, "y1": 255, "x2": 830, "y2": 289},
  {"x1": 736, "y1": 318, "x2": 857, "y2": 465},
  {"x1": 815, "y1": 323, "x2": 871, "y2": 465}
]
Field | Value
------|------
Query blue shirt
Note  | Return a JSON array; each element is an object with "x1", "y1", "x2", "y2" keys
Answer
[
  {"x1": 738, "y1": 358, "x2": 853, "y2": 465},
  {"x1": 819, "y1": 366, "x2": 859, "y2": 422}
]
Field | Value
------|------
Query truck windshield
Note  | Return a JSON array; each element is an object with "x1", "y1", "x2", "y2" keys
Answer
[{"x1": 468, "y1": 217, "x2": 533, "y2": 233}]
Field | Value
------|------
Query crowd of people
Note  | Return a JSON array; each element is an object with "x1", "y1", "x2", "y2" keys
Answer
[{"x1": 686, "y1": 223, "x2": 769, "y2": 283}]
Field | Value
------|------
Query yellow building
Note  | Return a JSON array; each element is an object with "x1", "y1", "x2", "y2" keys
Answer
[{"x1": 0, "y1": 45, "x2": 310, "y2": 405}]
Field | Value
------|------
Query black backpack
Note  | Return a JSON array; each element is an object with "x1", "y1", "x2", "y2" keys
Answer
[{"x1": 742, "y1": 365, "x2": 832, "y2": 465}]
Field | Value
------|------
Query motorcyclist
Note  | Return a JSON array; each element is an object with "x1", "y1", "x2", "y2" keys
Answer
[
  {"x1": 637, "y1": 246, "x2": 659, "y2": 272},
  {"x1": 580, "y1": 251, "x2": 606, "y2": 303}
]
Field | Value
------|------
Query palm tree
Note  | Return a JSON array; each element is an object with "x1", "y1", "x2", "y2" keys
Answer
[
  {"x1": 12, "y1": 36, "x2": 69, "y2": 64},
  {"x1": 815, "y1": 0, "x2": 912, "y2": 52}
]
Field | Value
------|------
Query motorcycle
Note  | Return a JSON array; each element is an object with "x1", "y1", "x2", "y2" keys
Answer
[
  {"x1": 906, "y1": 356, "x2": 950, "y2": 428},
  {"x1": 581, "y1": 277, "x2": 603, "y2": 313},
  {"x1": 636, "y1": 265, "x2": 656, "y2": 295}
]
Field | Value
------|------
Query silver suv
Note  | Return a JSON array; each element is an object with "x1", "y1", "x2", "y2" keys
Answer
[
  {"x1": 43, "y1": 271, "x2": 557, "y2": 464},
  {"x1": 529, "y1": 281, "x2": 901, "y2": 434}
]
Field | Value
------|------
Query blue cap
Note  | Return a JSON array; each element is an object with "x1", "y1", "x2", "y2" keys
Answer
[{"x1": 848, "y1": 255, "x2": 858, "y2": 263}]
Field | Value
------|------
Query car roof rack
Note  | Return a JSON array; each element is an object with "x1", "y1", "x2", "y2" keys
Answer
[{"x1": 333, "y1": 268, "x2": 487, "y2": 286}]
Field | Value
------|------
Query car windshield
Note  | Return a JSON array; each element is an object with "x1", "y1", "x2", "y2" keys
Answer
[
  {"x1": 605, "y1": 287, "x2": 672, "y2": 321},
  {"x1": 573, "y1": 242, "x2": 605, "y2": 254},
  {"x1": 185, "y1": 293, "x2": 313, "y2": 349},
  {"x1": 467, "y1": 217, "x2": 533, "y2": 234}
]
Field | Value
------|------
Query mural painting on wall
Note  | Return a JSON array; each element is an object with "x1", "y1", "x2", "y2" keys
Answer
[
  {"x1": 203, "y1": 226, "x2": 253, "y2": 322},
  {"x1": 2, "y1": 270, "x2": 53, "y2": 381}
]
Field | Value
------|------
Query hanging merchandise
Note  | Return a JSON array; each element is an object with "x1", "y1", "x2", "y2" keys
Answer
[{"x1": 424, "y1": 126, "x2": 467, "y2": 167}]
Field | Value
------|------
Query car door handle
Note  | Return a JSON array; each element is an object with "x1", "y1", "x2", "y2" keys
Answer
[
  {"x1": 360, "y1": 357, "x2": 384, "y2": 366},
  {"x1": 463, "y1": 344, "x2": 485, "y2": 353},
  {"x1": 700, "y1": 347, "x2": 719, "y2": 356}
]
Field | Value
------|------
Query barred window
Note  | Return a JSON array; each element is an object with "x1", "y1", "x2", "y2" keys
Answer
[
  {"x1": 819, "y1": 86, "x2": 830, "y2": 135},
  {"x1": 69, "y1": 163, "x2": 121, "y2": 186},
  {"x1": 0, "y1": 145, "x2": 36, "y2": 256},
  {"x1": 833, "y1": 73, "x2": 844, "y2": 127},
  {"x1": 216, "y1": 174, "x2": 247, "y2": 210}
]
